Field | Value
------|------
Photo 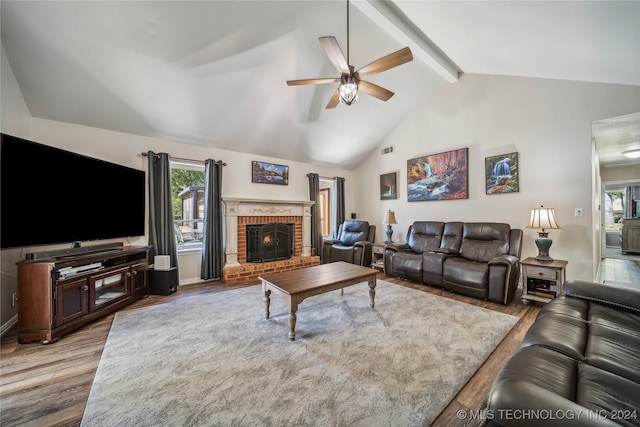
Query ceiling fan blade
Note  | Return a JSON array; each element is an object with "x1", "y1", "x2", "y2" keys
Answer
[
  {"x1": 356, "y1": 47, "x2": 413, "y2": 78},
  {"x1": 359, "y1": 81, "x2": 394, "y2": 102},
  {"x1": 326, "y1": 89, "x2": 341, "y2": 109},
  {"x1": 287, "y1": 78, "x2": 340, "y2": 86},
  {"x1": 319, "y1": 36, "x2": 350, "y2": 74}
]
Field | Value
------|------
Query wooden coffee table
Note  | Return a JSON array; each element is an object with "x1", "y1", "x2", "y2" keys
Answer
[{"x1": 259, "y1": 261, "x2": 377, "y2": 340}]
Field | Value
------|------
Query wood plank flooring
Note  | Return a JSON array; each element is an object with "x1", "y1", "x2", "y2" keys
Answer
[{"x1": 1, "y1": 273, "x2": 539, "y2": 427}]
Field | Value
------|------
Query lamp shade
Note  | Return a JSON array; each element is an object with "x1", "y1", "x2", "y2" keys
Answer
[
  {"x1": 382, "y1": 210, "x2": 398, "y2": 225},
  {"x1": 526, "y1": 207, "x2": 560, "y2": 231}
]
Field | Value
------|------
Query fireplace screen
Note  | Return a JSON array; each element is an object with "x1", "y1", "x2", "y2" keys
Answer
[{"x1": 246, "y1": 223, "x2": 293, "y2": 262}]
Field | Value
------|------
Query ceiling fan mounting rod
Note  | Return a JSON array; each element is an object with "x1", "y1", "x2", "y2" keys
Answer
[{"x1": 346, "y1": 0, "x2": 350, "y2": 67}]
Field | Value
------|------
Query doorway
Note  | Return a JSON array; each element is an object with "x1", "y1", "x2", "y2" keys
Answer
[{"x1": 601, "y1": 181, "x2": 640, "y2": 256}]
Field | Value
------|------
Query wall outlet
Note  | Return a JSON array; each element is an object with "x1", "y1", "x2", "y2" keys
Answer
[
  {"x1": 575, "y1": 208, "x2": 584, "y2": 217},
  {"x1": 11, "y1": 292, "x2": 17, "y2": 307}
]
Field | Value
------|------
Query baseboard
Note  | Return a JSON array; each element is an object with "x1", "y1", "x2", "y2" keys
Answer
[
  {"x1": 178, "y1": 278, "x2": 205, "y2": 286},
  {"x1": 1, "y1": 315, "x2": 18, "y2": 337},
  {"x1": 179, "y1": 277, "x2": 223, "y2": 286}
]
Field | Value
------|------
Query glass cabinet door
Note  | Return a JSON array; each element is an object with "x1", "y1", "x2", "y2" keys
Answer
[{"x1": 89, "y1": 266, "x2": 129, "y2": 310}]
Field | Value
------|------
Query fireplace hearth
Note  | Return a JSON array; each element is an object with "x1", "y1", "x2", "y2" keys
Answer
[{"x1": 246, "y1": 223, "x2": 293, "y2": 262}]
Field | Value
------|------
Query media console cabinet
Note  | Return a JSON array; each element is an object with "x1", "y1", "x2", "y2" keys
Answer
[{"x1": 16, "y1": 246, "x2": 151, "y2": 344}]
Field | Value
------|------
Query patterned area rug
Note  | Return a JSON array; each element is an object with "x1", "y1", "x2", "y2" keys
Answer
[{"x1": 82, "y1": 280, "x2": 518, "y2": 426}]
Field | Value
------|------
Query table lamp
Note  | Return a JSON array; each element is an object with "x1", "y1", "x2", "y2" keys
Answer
[
  {"x1": 382, "y1": 210, "x2": 398, "y2": 244},
  {"x1": 526, "y1": 206, "x2": 561, "y2": 261}
]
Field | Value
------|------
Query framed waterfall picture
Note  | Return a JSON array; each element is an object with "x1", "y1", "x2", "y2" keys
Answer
[
  {"x1": 380, "y1": 172, "x2": 397, "y2": 200},
  {"x1": 407, "y1": 148, "x2": 468, "y2": 201},
  {"x1": 485, "y1": 152, "x2": 519, "y2": 194},
  {"x1": 252, "y1": 161, "x2": 289, "y2": 185}
]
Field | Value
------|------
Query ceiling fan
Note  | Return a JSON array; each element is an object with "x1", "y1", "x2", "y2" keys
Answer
[{"x1": 286, "y1": 0, "x2": 413, "y2": 109}]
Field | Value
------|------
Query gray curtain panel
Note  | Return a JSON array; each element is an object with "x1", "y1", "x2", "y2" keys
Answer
[
  {"x1": 334, "y1": 176, "x2": 345, "y2": 239},
  {"x1": 308, "y1": 173, "x2": 322, "y2": 258},
  {"x1": 201, "y1": 159, "x2": 224, "y2": 280},
  {"x1": 147, "y1": 151, "x2": 178, "y2": 268}
]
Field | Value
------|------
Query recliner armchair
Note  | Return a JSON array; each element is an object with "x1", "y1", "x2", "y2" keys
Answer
[{"x1": 322, "y1": 220, "x2": 376, "y2": 267}]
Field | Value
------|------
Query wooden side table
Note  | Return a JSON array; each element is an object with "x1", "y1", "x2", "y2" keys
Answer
[
  {"x1": 371, "y1": 243, "x2": 386, "y2": 271},
  {"x1": 521, "y1": 257, "x2": 568, "y2": 304}
]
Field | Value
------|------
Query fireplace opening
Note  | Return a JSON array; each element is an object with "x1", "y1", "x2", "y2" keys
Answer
[{"x1": 246, "y1": 223, "x2": 294, "y2": 262}]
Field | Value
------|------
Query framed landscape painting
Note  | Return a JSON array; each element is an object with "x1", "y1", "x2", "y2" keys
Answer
[
  {"x1": 380, "y1": 172, "x2": 397, "y2": 200},
  {"x1": 485, "y1": 152, "x2": 519, "y2": 194},
  {"x1": 252, "y1": 161, "x2": 289, "y2": 185},
  {"x1": 407, "y1": 148, "x2": 468, "y2": 201}
]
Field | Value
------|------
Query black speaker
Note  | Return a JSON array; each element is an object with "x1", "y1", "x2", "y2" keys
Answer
[
  {"x1": 149, "y1": 267, "x2": 178, "y2": 295},
  {"x1": 351, "y1": 212, "x2": 357, "y2": 219}
]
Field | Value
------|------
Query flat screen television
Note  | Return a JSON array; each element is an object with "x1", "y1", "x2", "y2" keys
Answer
[{"x1": 1, "y1": 133, "x2": 146, "y2": 249}]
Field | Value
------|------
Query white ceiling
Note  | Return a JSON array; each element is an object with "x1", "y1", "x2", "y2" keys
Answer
[{"x1": 1, "y1": 1, "x2": 639, "y2": 170}]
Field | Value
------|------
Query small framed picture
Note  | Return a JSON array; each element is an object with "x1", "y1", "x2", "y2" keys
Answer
[
  {"x1": 252, "y1": 161, "x2": 289, "y2": 185},
  {"x1": 380, "y1": 172, "x2": 397, "y2": 200},
  {"x1": 485, "y1": 152, "x2": 519, "y2": 194}
]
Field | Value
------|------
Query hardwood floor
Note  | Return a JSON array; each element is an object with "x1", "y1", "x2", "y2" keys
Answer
[{"x1": 1, "y1": 273, "x2": 539, "y2": 427}]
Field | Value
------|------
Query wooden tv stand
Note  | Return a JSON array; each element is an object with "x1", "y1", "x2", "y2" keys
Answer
[{"x1": 16, "y1": 246, "x2": 151, "y2": 344}]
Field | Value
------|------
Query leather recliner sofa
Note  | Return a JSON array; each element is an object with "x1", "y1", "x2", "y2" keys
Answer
[
  {"x1": 322, "y1": 220, "x2": 376, "y2": 267},
  {"x1": 384, "y1": 221, "x2": 523, "y2": 304},
  {"x1": 481, "y1": 279, "x2": 640, "y2": 426}
]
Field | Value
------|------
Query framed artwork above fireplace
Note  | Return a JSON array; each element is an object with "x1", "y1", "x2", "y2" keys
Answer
[{"x1": 252, "y1": 161, "x2": 289, "y2": 185}]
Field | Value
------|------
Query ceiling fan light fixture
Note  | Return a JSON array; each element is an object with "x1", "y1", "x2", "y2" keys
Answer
[
  {"x1": 339, "y1": 74, "x2": 358, "y2": 105},
  {"x1": 622, "y1": 149, "x2": 640, "y2": 159}
]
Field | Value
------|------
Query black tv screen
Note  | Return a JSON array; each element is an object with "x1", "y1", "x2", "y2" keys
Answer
[{"x1": 1, "y1": 133, "x2": 145, "y2": 249}]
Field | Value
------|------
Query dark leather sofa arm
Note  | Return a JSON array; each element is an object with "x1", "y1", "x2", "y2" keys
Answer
[
  {"x1": 384, "y1": 243, "x2": 411, "y2": 252},
  {"x1": 563, "y1": 279, "x2": 640, "y2": 313},
  {"x1": 323, "y1": 238, "x2": 341, "y2": 246},
  {"x1": 353, "y1": 240, "x2": 372, "y2": 266},
  {"x1": 353, "y1": 240, "x2": 372, "y2": 248},
  {"x1": 488, "y1": 254, "x2": 519, "y2": 266},
  {"x1": 483, "y1": 379, "x2": 620, "y2": 427}
]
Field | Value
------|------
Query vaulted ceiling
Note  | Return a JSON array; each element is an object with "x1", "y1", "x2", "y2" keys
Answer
[{"x1": 2, "y1": 1, "x2": 639, "y2": 169}]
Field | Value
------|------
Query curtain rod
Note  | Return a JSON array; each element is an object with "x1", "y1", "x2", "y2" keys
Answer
[{"x1": 141, "y1": 152, "x2": 227, "y2": 166}]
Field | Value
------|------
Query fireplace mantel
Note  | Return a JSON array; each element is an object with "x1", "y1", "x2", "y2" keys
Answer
[{"x1": 222, "y1": 198, "x2": 315, "y2": 267}]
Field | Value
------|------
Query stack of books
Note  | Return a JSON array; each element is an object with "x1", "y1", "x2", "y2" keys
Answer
[{"x1": 526, "y1": 278, "x2": 557, "y2": 300}]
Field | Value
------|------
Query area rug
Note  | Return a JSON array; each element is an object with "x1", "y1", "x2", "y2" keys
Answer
[{"x1": 81, "y1": 280, "x2": 519, "y2": 427}]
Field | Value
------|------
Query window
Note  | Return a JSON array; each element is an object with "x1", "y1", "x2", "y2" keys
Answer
[
  {"x1": 171, "y1": 161, "x2": 205, "y2": 251},
  {"x1": 604, "y1": 190, "x2": 624, "y2": 232},
  {"x1": 319, "y1": 178, "x2": 334, "y2": 237}
]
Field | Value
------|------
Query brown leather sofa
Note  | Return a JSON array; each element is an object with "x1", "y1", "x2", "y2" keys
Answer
[
  {"x1": 384, "y1": 221, "x2": 522, "y2": 304},
  {"x1": 482, "y1": 279, "x2": 640, "y2": 426},
  {"x1": 322, "y1": 220, "x2": 376, "y2": 267}
]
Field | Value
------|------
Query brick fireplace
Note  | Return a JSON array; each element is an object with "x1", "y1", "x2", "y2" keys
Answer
[{"x1": 222, "y1": 198, "x2": 320, "y2": 283}]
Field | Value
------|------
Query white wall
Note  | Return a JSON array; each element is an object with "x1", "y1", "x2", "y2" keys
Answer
[
  {"x1": 0, "y1": 45, "x2": 32, "y2": 331},
  {"x1": 601, "y1": 164, "x2": 640, "y2": 183},
  {"x1": 1, "y1": 46, "x2": 31, "y2": 139},
  {"x1": 354, "y1": 73, "x2": 640, "y2": 282}
]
